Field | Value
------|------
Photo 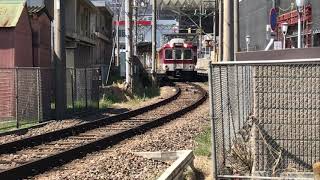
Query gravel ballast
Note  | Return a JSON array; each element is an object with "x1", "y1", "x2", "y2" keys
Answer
[
  {"x1": 0, "y1": 86, "x2": 175, "y2": 145},
  {"x1": 32, "y1": 83, "x2": 210, "y2": 179}
]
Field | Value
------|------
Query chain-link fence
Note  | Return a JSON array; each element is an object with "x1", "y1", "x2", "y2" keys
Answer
[
  {"x1": 0, "y1": 68, "x2": 55, "y2": 131},
  {"x1": 209, "y1": 61, "x2": 320, "y2": 179},
  {"x1": 66, "y1": 68, "x2": 100, "y2": 114},
  {"x1": 0, "y1": 67, "x2": 100, "y2": 131}
]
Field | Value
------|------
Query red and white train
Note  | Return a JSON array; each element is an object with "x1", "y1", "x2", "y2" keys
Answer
[{"x1": 158, "y1": 38, "x2": 197, "y2": 77}]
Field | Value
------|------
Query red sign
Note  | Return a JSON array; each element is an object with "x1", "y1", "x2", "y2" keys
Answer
[{"x1": 113, "y1": 20, "x2": 151, "y2": 26}]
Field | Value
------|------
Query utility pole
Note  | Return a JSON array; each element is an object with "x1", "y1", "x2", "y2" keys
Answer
[
  {"x1": 54, "y1": 0, "x2": 66, "y2": 120},
  {"x1": 223, "y1": 0, "x2": 233, "y2": 61},
  {"x1": 116, "y1": 10, "x2": 120, "y2": 67},
  {"x1": 125, "y1": 0, "x2": 133, "y2": 87},
  {"x1": 213, "y1": 0, "x2": 217, "y2": 61},
  {"x1": 134, "y1": 0, "x2": 138, "y2": 55},
  {"x1": 151, "y1": 0, "x2": 157, "y2": 84},
  {"x1": 199, "y1": 0, "x2": 203, "y2": 57},
  {"x1": 218, "y1": 0, "x2": 223, "y2": 62},
  {"x1": 234, "y1": 0, "x2": 239, "y2": 60}
]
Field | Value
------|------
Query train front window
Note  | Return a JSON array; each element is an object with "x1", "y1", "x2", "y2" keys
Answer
[
  {"x1": 165, "y1": 49, "x2": 173, "y2": 59},
  {"x1": 184, "y1": 49, "x2": 192, "y2": 59},
  {"x1": 175, "y1": 49, "x2": 182, "y2": 60}
]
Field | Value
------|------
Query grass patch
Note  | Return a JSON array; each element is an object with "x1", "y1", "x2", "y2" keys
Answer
[
  {"x1": 194, "y1": 127, "x2": 212, "y2": 157},
  {"x1": 99, "y1": 82, "x2": 160, "y2": 109},
  {"x1": 0, "y1": 121, "x2": 37, "y2": 133}
]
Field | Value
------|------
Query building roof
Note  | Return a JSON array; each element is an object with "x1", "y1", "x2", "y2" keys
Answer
[
  {"x1": 28, "y1": 5, "x2": 53, "y2": 20},
  {"x1": 0, "y1": 0, "x2": 26, "y2": 27}
]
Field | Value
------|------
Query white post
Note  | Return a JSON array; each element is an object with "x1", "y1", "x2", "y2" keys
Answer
[
  {"x1": 283, "y1": 34, "x2": 286, "y2": 49},
  {"x1": 298, "y1": 13, "x2": 302, "y2": 48},
  {"x1": 125, "y1": 0, "x2": 133, "y2": 85}
]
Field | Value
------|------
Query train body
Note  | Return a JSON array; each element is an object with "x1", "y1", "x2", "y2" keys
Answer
[{"x1": 158, "y1": 38, "x2": 197, "y2": 77}]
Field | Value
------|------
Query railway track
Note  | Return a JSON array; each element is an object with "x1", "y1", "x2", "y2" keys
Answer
[{"x1": 0, "y1": 83, "x2": 206, "y2": 179}]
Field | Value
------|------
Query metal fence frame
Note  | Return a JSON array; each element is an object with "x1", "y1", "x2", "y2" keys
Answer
[{"x1": 209, "y1": 59, "x2": 320, "y2": 179}]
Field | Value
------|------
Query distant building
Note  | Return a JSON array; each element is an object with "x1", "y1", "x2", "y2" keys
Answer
[
  {"x1": 28, "y1": 5, "x2": 53, "y2": 67},
  {"x1": 239, "y1": 0, "x2": 320, "y2": 51},
  {"x1": 92, "y1": 0, "x2": 113, "y2": 84},
  {"x1": 0, "y1": 0, "x2": 33, "y2": 118},
  {"x1": 0, "y1": 0, "x2": 33, "y2": 68}
]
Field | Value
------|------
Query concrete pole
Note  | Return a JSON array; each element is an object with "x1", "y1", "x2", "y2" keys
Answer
[
  {"x1": 199, "y1": 0, "x2": 203, "y2": 57},
  {"x1": 234, "y1": 0, "x2": 239, "y2": 60},
  {"x1": 213, "y1": 1, "x2": 217, "y2": 61},
  {"x1": 151, "y1": 0, "x2": 157, "y2": 81},
  {"x1": 125, "y1": 0, "x2": 133, "y2": 85},
  {"x1": 116, "y1": 12, "x2": 120, "y2": 67},
  {"x1": 54, "y1": 0, "x2": 66, "y2": 120},
  {"x1": 134, "y1": 1, "x2": 138, "y2": 55},
  {"x1": 223, "y1": 0, "x2": 233, "y2": 61},
  {"x1": 218, "y1": 0, "x2": 223, "y2": 62}
]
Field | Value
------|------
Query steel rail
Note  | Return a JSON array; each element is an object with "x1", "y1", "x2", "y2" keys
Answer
[
  {"x1": 0, "y1": 83, "x2": 207, "y2": 180},
  {"x1": 0, "y1": 86, "x2": 181, "y2": 155}
]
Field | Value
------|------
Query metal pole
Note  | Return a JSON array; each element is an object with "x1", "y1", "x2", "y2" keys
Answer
[
  {"x1": 283, "y1": 34, "x2": 286, "y2": 49},
  {"x1": 151, "y1": 0, "x2": 157, "y2": 83},
  {"x1": 208, "y1": 61, "x2": 217, "y2": 179},
  {"x1": 218, "y1": 0, "x2": 223, "y2": 62},
  {"x1": 15, "y1": 69, "x2": 19, "y2": 128},
  {"x1": 223, "y1": 0, "x2": 233, "y2": 61},
  {"x1": 234, "y1": 0, "x2": 239, "y2": 60},
  {"x1": 298, "y1": 12, "x2": 302, "y2": 48},
  {"x1": 125, "y1": 0, "x2": 133, "y2": 85},
  {"x1": 54, "y1": 0, "x2": 66, "y2": 120}
]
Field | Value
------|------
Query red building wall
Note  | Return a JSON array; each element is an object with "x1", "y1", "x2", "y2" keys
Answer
[{"x1": 14, "y1": 7, "x2": 33, "y2": 67}]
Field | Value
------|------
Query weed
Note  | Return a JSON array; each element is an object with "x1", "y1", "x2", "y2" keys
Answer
[{"x1": 194, "y1": 127, "x2": 212, "y2": 157}]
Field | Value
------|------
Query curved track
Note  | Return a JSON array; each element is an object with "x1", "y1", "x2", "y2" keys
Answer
[{"x1": 0, "y1": 83, "x2": 207, "y2": 179}]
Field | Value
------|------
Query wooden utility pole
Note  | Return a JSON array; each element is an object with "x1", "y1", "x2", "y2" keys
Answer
[
  {"x1": 234, "y1": 0, "x2": 239, "y2": 60},
  {"x1": 125, "y1": 0, "x2": 133, "y2": 86},
  {"x1": 151, "y1": 0, "x2": 157, "y2": 84},
  {"x1": 54, "y1": 0, "x2": 66, "y2": 120},
  {"x1": 223, "y1": 0, "x2": 233, "y2": 61}
]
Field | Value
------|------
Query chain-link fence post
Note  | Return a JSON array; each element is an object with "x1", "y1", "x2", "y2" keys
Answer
[
  {"x1": 15, "y1": 68, "x2": 19, "y2": 128},
  {"x1": 37, "y1": 68, "x2": 41, "y2": 123},
  {"x1": 208, "y1": 62, "x2": 218, "y2": 179},
  {"x1": 72, "y1": 68, "x2": 75, "y2": 113},
  {"x1": 85, "y1": 68, "x2": 88, "y2": 109}
]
